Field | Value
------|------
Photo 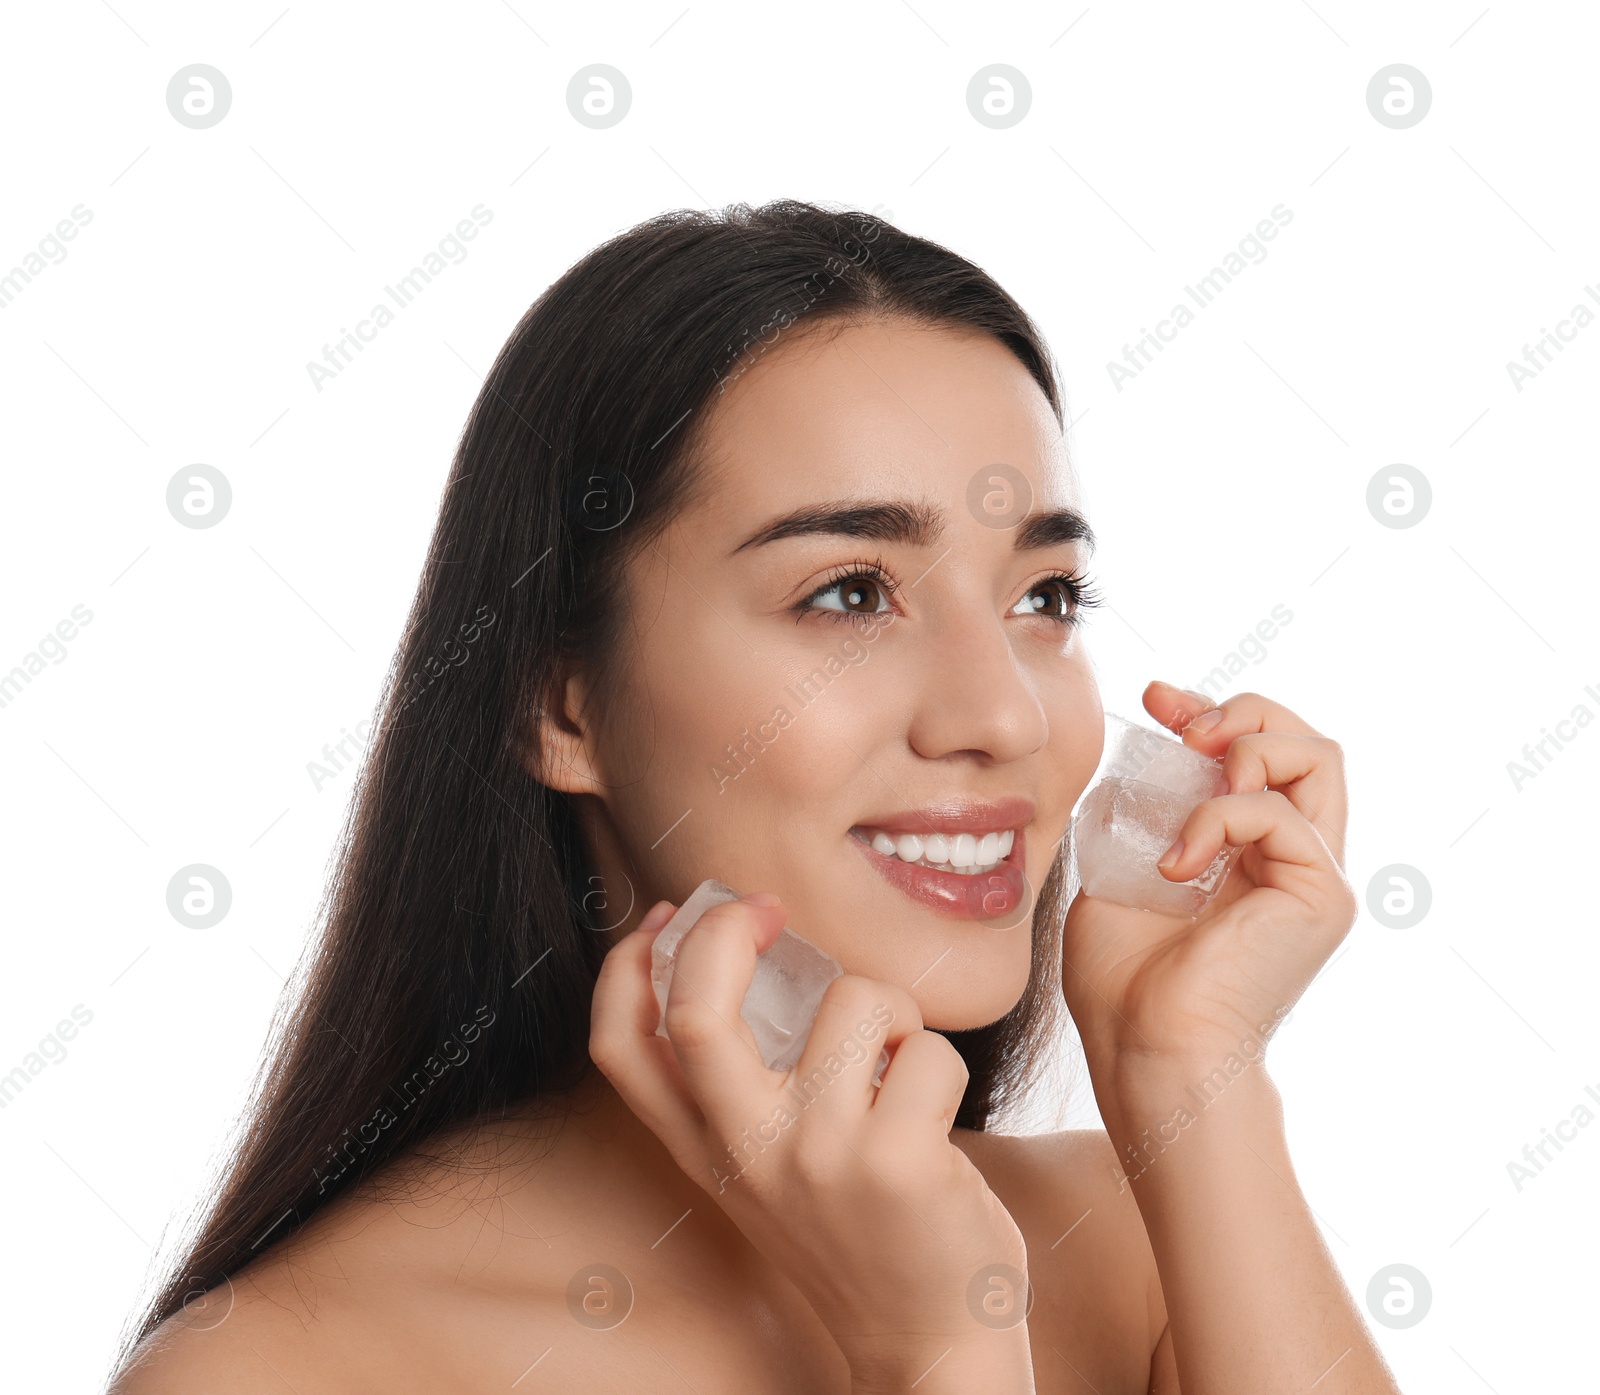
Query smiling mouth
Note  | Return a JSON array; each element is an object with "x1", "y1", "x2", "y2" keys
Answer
[
  {"x1": 847, "y1": 823, "x2": 1029, "y2": 919},
  {"x1": 849, "y1": 825, "x2": 1018, "y2": 876}
]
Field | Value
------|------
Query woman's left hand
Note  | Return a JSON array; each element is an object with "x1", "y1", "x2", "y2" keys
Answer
[{"x1": 1061, "y1": 680, "x2": 1358, "y2": 1082}]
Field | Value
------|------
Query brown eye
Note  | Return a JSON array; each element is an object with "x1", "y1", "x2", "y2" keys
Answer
[
  {"x1": 1022, "y1": 579, "x2": 1072, "y2": 619},
  {"x1": 1012, "y1": 572, "x2": 1101, "y2": 627},
  {"x1": 808, "y1": 573, "x2": 894, "y2": 618},
  {"x1": 839, "y1": 578, "x2": 886, "y2": 613}
]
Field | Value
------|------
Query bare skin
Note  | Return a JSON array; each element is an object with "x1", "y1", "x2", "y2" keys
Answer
[
  {"x1": 113, "y1": 1086, "x2": 1157, "y2": 1393},
  {"x1": 115, "y1": 316, "x2": 1398, "y2": 1393}
]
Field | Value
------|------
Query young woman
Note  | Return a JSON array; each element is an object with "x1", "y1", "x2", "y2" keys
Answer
[{"x1": 110, "y1": 201, "x2": 1398, "y2": 1393}]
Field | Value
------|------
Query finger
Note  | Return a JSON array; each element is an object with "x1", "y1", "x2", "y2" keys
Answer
[
  {"x1": 662, "y1": 896, "x2": 788, "y2": 1129},
  {"x1": 636, "y1": 898, "x2": 677, "y2": 938},
  {"x1": 1152, "y1": 687, "x2": 1324, "y2": 751},
  {"x1": 588, "y1": 913, "x2": 706, "y2": 1157},
  {"x1": 590, "y1": 913, "x2": 673, "y2": 1064},
  {"x1": 1218, "y1": 731, "x2": 1347, "y2": 864},
  {"x1": 869, "y1": 1028, "x2": 970, "y2": 1138},
  {"x1": 788, "y1": 974, "x2": 921, "y2": 1121},
  {"x1": 1157, "y1": 789, "x2": 1337, "y2": 888},
  {"x1": 1145, "y1": 683, "x2": 1348, "y2": 864},
  {"x1": 1143, "y1": 679, "x2": 1220, "y2": 734}
]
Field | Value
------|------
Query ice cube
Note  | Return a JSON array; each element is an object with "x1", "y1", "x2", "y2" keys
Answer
[
  {"x1": 652, "y1": 878, "x2": 891, "y2": 1082},
  {"x1": 1068, "y1": 714, "x2": 1239, "y2": 917},
  {"x1": 1101, "y1": 712, "x2": 1228, "y2": 805}
]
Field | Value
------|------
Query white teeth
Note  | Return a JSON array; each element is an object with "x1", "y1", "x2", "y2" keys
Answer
[{"x1": 858, "y1": 825, "x2": 1018, "y2": 876}]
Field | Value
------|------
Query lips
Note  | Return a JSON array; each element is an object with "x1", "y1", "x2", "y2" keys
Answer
[
  {"x1": 850, "y1": 794, "x2": 1036, "y2": 836},
  {"x1": 848, "y1": 818, "x2": 1030, "y2": 920}
]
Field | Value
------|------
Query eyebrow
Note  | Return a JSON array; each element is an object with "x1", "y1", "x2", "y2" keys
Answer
[{"x1": 728, "y1": 498, "x2": 1096, "y2": 557}]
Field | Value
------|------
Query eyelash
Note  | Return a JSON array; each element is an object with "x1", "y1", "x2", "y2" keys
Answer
[{"x1": 795, "y1": 555, "x2": 1104, "y2": 629}]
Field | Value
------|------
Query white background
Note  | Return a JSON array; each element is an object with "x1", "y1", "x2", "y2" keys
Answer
[{"x1": 2, "y1": 2, "x2": 1595, "y2": 1391}]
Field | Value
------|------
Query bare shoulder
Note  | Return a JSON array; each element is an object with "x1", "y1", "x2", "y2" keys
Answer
[
  {"x1": 109, "y1": 1162, "x2": 557, "y2": 1395},
  {"x1": 953, "y1": 1127, "x2": 1163, "y2": 1390},
  {"x1": 109, "y1": 1257, "x2": 387, "y2": 1395}
]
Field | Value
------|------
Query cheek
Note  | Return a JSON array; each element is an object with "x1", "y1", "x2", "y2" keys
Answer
[
  {"x1": 598, "y1": 628, "x2": 856, "y2": 882},
  {"x1": 670, "y1": 620, "x2": 887, "y2": 808},
  {"x1": 1041, "y1": 656, "x2": 1104, "y2": 804}
]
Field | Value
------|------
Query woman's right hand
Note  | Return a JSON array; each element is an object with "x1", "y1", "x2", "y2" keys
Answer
[{"x1": 589, "y1": 892, "x2": 1035, "y2": 1392}]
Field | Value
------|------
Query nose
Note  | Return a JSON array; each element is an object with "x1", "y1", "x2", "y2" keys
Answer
[{"x1": 902, "y1": 604, "x2": 1049, "y2": 765}]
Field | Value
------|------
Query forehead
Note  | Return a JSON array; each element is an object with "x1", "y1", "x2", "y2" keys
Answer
[{"x1": 688, "y1": 316, "x2": 1077, "y2": 519}]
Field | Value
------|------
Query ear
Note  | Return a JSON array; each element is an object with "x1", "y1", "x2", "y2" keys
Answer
[{"x1": 524, "y1": 661, "x2": 608, "y2": 797}]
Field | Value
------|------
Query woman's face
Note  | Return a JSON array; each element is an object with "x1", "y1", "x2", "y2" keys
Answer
[{"x1": 560, "y1": 314, "x2": 1104, "y2": 1031}]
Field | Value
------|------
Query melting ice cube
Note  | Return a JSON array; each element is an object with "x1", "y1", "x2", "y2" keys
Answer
[
  {"x1": 1070, "y1": 714, "x2": 1240, "y2": 917},
  {"x1": 652, "y1": 878, "x2": 890, "y2": 1083}
]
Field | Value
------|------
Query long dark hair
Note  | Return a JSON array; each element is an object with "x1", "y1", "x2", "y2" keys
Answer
[{"x1": 114, "y1": 198, "x2": 1074, "y2": 1371}]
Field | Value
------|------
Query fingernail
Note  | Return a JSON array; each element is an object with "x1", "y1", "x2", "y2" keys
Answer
[
  {"x1": 1187, "y1": 709, "x2": 1224, "y2": 733},
  {"x1": 740, "y1": 891, "x2": 781, "y2": 907},
  {"x1": 642, "y1": 900, "x2": 676, "y2": 932},
  {"x1": 1157, "y1": 838, "x2": 1184, "y2": 870}
]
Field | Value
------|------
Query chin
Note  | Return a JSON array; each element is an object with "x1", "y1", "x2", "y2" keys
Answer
[
  {"x1": 923, "y1": 1009, "x2": 1011, "y2": 1033},
  {"x1": 910, "y1": 975, "x2": 1030, "y2": 1034}
]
